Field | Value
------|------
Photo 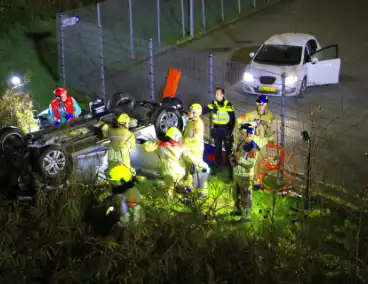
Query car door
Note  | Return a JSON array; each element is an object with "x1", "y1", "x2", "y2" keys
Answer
[{"x1": 306, "y1": 44, "x2": 341, "y2": 85}]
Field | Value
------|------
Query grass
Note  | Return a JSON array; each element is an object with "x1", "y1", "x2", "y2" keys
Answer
[{"x1": 0, "y1": 171, "x2": 367, "y2": 283}]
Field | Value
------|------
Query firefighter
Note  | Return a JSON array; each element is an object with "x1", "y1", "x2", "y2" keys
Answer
[
  {"x1": 230, "y1": 123, "x2": 260, "y2": 221},
  {"x1": 234, "y1": 95, "x2": 274, "y2": 188},
  {"x1": 48, "y1": 87, "x2": 82, "y2": 126},
  {"x1": 102, "y1": 113, "x2": 136, "y2": 170},
  {"x1": 106, "y1": 164, "x2": 143, "y2": 227},
  {"x1": 202, "y1": 87, "x2": 235, "y2": 173},
  {"x1": 183, "y1": 103, "x2": 205, "y2": 190},
  {"x1": 143, "y1": 126, "x2": 209, "y2": 200},
  {"x1": 97, "y1": 113, "x2": 136, "y2": 182}
]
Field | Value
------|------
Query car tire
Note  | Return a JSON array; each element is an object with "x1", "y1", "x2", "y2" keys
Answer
[
  {"x1": 35, "y1": 145, "x2": 73, "y2": 184},
  {"x1": 160, "y1": 97, "x2": 184, "y2": 111},
  {"x1": 0, "y1": 128, "x2": 27, "y2": 169},
  {"x1": 297, "y1": 77, "x2": 307, "y2": 98},
  {"x1": 0, "y1": 127, "x2": 25, "y2": 153},
  {"x1": 153, "y1": 107, "x2": 184, "y2": 140},
  {"x1": 109, "y1": 92, "x2": 136, "y2": 112}
]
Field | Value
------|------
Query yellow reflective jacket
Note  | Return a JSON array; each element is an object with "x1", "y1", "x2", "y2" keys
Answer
[
  {"x1": 233, "y1": 141, "x2": 259, "y2": 177},
  {"x1": 183, "y1": 117, "x2": 204, "y2": 158},
  {"x1": 102, "y1": 124, "x2": 136, "y2": 152},
  {"x1": 234, "y1": 109, "x2": 275, "y2": 145},
  {"x1": 207, "y1": 99, "x2": 234, "y2": 125},
  {"x1": 143, "y1": 140, "x2": 202, "y2": 176}
]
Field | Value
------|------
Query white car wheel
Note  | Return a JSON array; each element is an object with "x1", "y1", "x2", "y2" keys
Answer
[{"x1": 298, "y1": 77, "x2": 307, "y2": 98}]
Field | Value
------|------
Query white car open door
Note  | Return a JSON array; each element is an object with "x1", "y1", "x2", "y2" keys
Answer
[{"x1": 306, "y1": 45, "x2": 341, "y2": 85}]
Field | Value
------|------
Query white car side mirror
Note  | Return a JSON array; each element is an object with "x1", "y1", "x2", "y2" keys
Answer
[
  {"x1": 249, "y1": 52, "x2": 255, "y2": 58},
  {"x1": 311, "y1": 57, "x2": 318, "y2": 64}
]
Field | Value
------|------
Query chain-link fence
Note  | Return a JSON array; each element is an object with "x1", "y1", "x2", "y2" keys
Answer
[
  {"x1": 56, "y1": 0, "x2": 368, "y2": 206},
  {"x1": 56, "y1": 0, "x2": 283, "y2": 99}
]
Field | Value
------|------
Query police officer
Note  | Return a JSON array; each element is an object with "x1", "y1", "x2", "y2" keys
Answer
[
  {"x1": 229, "y1": 123, "x2": 260, "y2": 221},
  {"x1": 234, "y1": 95, "x2": 274, "y2": 187},
  {"x1": 202, "y1": 87, "x2": 235, "y2": 172}
]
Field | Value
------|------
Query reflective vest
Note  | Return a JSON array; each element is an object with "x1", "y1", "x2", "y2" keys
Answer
[
  {"x1": 51, "y1": 96, "x2": 76, "y2": 121},
  {"x1": 208, "y1": 100, "x2": 233, "y2": 125}
]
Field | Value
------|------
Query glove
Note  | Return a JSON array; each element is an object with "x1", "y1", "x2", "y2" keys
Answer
[
  {"x1": 251, "y1": 119, "x2": 260, "y2": 127},
  {"x1": 65, "y1": 113, "x2": 74, "y2": 120},
  {"x1": 229, "y1": 155, "x2": 237, "y2": 168},
  {"x1": 55, "y1": 121, "x2": 60, "y2": 126}
]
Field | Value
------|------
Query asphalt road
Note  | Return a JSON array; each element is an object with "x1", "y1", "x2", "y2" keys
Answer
[
  {"x1": 76, "y1": 0, "x2": 367, "y2": 203},
  {"x1": 178, "y1": 0, "x2": 368, "y2": 196}
]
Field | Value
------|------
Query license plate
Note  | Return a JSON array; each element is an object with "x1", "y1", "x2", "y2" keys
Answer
[{"x1": 259, "y1": 86, "x2": 276, "y2": 92}]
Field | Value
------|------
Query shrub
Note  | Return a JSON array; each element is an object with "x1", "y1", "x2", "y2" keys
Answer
[
  {"x1": 0, "y1": 87, "x2": 39, "y2": 133},
  {"x1": 0, "y1": 179, "x2": 367, "y2": 283}
]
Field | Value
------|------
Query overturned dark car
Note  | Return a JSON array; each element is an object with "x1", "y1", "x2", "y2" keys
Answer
[{"x1": 0, "y1": 92, "x2": 186, "y2": 198}]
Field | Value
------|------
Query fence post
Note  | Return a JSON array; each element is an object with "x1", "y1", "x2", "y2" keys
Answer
[
  {"x1": 157, "y1": 0, "x2": 161, "y2": 47},
  {"x1": 128, "y1": 0, "x2": 134, "y2": 58},
  {"x1": 97, "y1": 3, "x2": 106, "y2": 102},
  {"x1": 253, "y1": 0, "x2": 256, "y2": 9},
  {"x1": 180, "y1": 0, "x2": 185, "y2": 38},
  {"x1": 57, "y1": 14, "x2": 66, "y2": 86},
  {"x1": 208, "y1": 53, "x2": 214, "y2": 138},
  {"x1": 189, "y1": 0, "x2": 194, "y2": 37},
  {"x1": 237, "y1": 0, "x2": 241, "y2": 14},
  {"x1": 148, "y1": 39, "x2": 155, "y2": 102},
  {"x1": 202, "y1": 0, "x2": 206, "y2": 29},
  {"x1": 280, "y1": 73, "x2": 286, "y2": 149},
  {"x1": 208, "y1": 53, "x2": 213, "y2": 102},
  {"x1": 278, "y1": 72, "x2": 286, "y2": 185},
  {"x1": 221, "y1": 0, "x2": 224, "y2": 21}
]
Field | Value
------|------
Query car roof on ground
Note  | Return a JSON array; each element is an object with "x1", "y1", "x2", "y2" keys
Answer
[{"x1": 264, "y1": 33, "x2": 315, "y2": 47}]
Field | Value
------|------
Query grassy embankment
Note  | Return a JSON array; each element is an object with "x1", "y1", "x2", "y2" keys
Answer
[
  {"x1": 0, "y1": 0, "x2": 279, "y2": 110},
  {"x1": 1, "y1": 170, "x2": 367, "y2": 283}
]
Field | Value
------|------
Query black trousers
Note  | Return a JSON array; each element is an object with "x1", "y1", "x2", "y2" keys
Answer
[{"x1": 211, "y1": 127, "x2": 233, "y2": 168}]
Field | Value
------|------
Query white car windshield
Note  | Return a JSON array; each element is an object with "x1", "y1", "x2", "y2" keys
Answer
[{"x1": 253, "y1": 44, "x2": 302, "y2": 65}]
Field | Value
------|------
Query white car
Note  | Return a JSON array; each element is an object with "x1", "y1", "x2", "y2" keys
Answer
[{"x1": 242, "y1": 33, "x2": 341, "y2": 97}]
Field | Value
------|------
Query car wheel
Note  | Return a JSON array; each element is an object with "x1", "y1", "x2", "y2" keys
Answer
[
  {"x1": 297, "y1": 77, "x2": 307, "y2": 98},
  {"x1": 0, "y1": 128, "x2": 27, "y2": 168},
  {"x1": 161, "y1": 97, "x2": 184, "y2": 111},
  {"x1": 36, "y1": 145, "x2": 73, "y2": 183},
  {"x1": 0, "y1": 127, "x2": 25, "y2": 153},
  {"x1": 109, "y1": 92, "x2": 136, "y2": 111},
  {"x1": 153, "y1": 107, "x2": 183, "y2": 139}
]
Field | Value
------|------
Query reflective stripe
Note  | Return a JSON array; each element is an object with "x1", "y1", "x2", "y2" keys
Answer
[
  {"x1": 110, "y1": 135, "x2": 127, "y2": 140},
  {"x1": 212, "y1": 100, "x2": 231, "y2": 125}
]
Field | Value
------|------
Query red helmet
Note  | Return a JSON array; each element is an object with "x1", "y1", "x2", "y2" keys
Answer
[{"x1": 54, "y1": 87, "x2": 67, "y2": 97}]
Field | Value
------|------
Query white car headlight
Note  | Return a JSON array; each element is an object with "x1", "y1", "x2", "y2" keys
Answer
[
  {"x1": 243, "y1": 72, "x2": 254, "y2": 82},
  {"x1": 285, "y1": 75, "x2": 298, "y2": 86}
]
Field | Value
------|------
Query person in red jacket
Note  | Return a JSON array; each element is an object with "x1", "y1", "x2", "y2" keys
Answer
[{"x1": 48, "y1": 88, "x2": 82, "y2": 126}]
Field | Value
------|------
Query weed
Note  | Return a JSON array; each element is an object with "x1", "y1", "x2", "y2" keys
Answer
[{"x1": 0, "y1": 175, "x2": 367, "y2": 283}]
